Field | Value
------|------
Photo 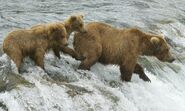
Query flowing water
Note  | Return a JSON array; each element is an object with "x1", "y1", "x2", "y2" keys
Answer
[{"x1": 0, "y1": 0, "x2": 185, "y2": 111}]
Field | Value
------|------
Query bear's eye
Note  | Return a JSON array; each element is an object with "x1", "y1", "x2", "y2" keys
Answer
[
  {"x1": 164, "y1": 48, "x2": 169, "y2": 52},
  {"x1": 62, "y1": 35, "x2": 65, "y2": 38},
  {"x1": 79, "y1": 23, "x2": 83, "y2": 27}
]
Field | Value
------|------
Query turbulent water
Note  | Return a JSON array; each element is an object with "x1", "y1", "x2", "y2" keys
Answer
[{"x1": 0, "y1": 0, "x2": 185, "y2": 111}]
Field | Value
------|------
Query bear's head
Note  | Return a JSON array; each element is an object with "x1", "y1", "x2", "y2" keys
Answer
[
  {"x1": 67, "y1": 15, "x2": 86, "y2": 33},
  {"x1": 47, "y1": 23, "x2": 68, "y2": 47},
  {"x1": 150, "y1": 36, "x2": 175, "y2": 63}
]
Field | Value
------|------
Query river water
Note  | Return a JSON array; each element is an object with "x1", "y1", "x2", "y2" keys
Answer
[{"x1": 0, "y1": 0, "x2": 185, "y2": 111}]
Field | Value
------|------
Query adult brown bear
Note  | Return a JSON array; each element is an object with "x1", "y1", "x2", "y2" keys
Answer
[
  {"x1": 3, "y1": 23, "x2": 68, "y2": 72},
  {"x1": 73, "y1": 22, "x2": 175, "y2": 82}
]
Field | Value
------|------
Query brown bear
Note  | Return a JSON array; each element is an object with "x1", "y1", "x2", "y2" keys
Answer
[
  {"x1": 55, "y1": 15, "x2": 86, "y2": 60},
  {"x1": 3, "y1": 23, "x2": 68, "y2": 72},
  {"x1": 73, "y1": 22, "x2": 175, "y2": 82},
  {"x1": 31, "y1": 15, "x2": 86, "y2": 60}
]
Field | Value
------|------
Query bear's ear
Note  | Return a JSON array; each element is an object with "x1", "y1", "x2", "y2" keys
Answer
[
  {"x1": 159, "y1": 31, "x2": 165, "y2": 38},
  {"x1": 150, "y1": 37, "x2": 160, "y2": 45},
  {"x1": 80, "y1": 15, "x2": 84, "y2": 18},
  {"x1": 70, "y1": 16, "x2": 77, "y2": 22},
  {"x1": 150, "y1": 37, "x2": 161, "y2": 50},
  {"x1": 159, "y1": 33, "x2": 165, "y2": 38}
]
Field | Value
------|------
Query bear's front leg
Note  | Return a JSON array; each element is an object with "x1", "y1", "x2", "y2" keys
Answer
[
  {"x1": 61, "y1": 47, "x2": 85, "y2": 60},
  {"x1": 53, "y1": 47, "x2": 61, "y2": 59},
  {"x1": 134, "y1": 63, "x2": 151, "y2": 82},
  {"x1": 78, "y1": 54, "x2": 99, "y2": 70},
  {"x1": 120, "y1": 66, "x2": 133, "y2": 81},
  {"x1": 34, "y1": 48, "x2": 45, "y2": 70},
  {"x1": 120, "y1": 59, "x2": 137, "y2": 82}
]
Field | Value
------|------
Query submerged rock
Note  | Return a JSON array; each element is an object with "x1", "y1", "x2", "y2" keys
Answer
[
  {"x1": 66, "y1": 83, "x2": 93, "y2": 97},
  {"x1": 42, "y1": 74, "x2": 92, "y2": 97},
  {"x1": 44, "y1": 55, "x2": 79, "y2": 83},
  {"x1": 95, "y1": 85, "x2": 120, "y2": 104},
  {"x1": 0, "y1": 72, "x2": 32, "y2": 92}
]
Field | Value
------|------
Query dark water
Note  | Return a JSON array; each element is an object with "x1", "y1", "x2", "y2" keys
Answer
[{"x1": 1, "y1": 0, "x2": 185, "y2": 42}]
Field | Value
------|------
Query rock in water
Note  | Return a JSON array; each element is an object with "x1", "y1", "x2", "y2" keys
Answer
[{"x1": 0, "y1": 54, "x2": 32, "y2": 92}]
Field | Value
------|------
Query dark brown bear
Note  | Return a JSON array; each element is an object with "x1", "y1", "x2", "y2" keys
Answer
[{"x1": 73, "y1": 22, "x2": 175, "y2": 82}]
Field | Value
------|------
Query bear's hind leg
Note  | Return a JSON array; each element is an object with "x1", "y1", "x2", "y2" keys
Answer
[
  {"x1": 8, "y1": 52, "x2": 23, "y2": 73},
  {"x1": 34, "y1": 48, "x2": 45, "y2": 70},
  {"x1": 134, "y1": 63, "x2": 151, "y2": 82}
]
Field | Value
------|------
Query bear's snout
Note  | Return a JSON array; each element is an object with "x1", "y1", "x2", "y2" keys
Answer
[
  {"x1": 64, "y1": 43, "x2": 68, "y2": 46},
  {"x1": 80, "y1": 28, "x2": 87, "y2": 33},
  {"x1": 168, "y1": 57, "x2": 175, "y2": 63}
]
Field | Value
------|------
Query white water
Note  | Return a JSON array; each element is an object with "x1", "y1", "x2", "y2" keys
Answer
[
  {"x1": 0, "y1": 52, "x2": 185, "y2": 111},
  {"x1": 0, "y1": 0, "x2": 185, "y2": 111}
]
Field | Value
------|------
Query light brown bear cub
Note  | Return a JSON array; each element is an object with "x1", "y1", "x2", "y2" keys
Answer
[
  {"x1": 31, "y1": 15, "x2": 86, "y2": 60},
  {"x1": 3, "y1": 23, "x2": 68, "y2": 72},
  {"x1": 57, "y1": 15, "x2": 86, "y2": 60},
  {"x1": 73, "y1": 22, "x2": 175, "y2": 82}
]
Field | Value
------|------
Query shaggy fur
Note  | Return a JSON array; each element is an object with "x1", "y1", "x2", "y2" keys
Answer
[
  {"x1": 57, "y1": 15, "x2": 86, "y2": 60},
  {"x1": 3, "y1": 23, "x2": 67, "y2": 72},
  {"x1": 73, "y1": 22, "x2": 175, "y2": 82},
  {"x1": 32, "y1": 15, "x2": 86, "y2": 60}
]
